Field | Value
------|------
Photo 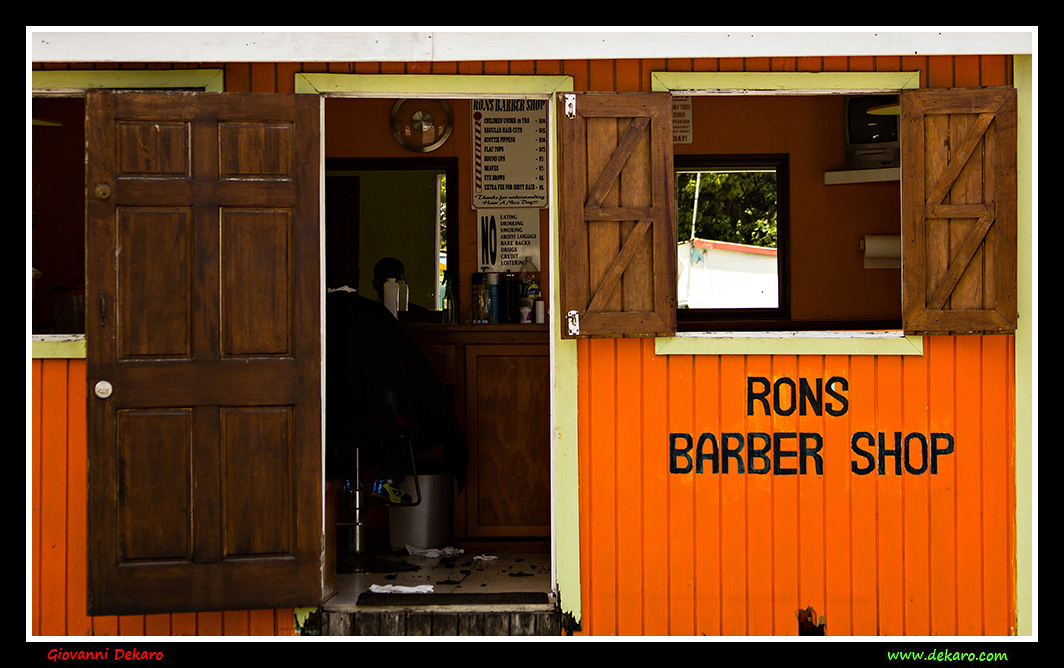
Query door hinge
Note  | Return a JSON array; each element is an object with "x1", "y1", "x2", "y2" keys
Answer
[
  {"x1": 566, "y1": 310, "x2": 580, "y2": 336},
  {"x1": 564, "y1": 94, "x2": 576, "y2": 119}
]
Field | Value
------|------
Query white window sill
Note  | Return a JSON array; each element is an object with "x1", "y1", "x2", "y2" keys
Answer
[{"x1": 655, "y1": 330, "x2": 923, "y2": 356}]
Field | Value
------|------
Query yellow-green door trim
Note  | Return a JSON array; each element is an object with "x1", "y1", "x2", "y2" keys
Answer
[
  {"x1": 31, "y1": 68, "x2": 224, "y2": 94},
  {"x1": 296, "y1": 73, "x2": 581, "y2": 627}
]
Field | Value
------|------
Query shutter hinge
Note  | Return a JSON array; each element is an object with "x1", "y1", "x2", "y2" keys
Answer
[
  {"x1": 564, "y1": 94, "x2": 576, "y2": 119},
  {"x1": 566, "y1": 310, "x2": 580, "y2": 336}
]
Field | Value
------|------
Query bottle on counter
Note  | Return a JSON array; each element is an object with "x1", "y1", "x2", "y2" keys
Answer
[
  {"x1": 383, "y1": 277, "x2": 399, "y2": 318},
  {"x1": 471, "y1": 273, "x2": 488, "y2": 324},
  {"x1": 518, "y1": 256, "x2": 541, "y2": 324},
  {"x1": 397, "y1": 279, "x2": 409, "y2": 312},
  {"x1": 486, "y1": 272, "x2": 500, "y2": 324},
  {"x1": 442, "y1": 270, "x2": 457, "y2": 324},
  {"x1": 502, "y1": 272, "x2": 518, "y2": 323}
]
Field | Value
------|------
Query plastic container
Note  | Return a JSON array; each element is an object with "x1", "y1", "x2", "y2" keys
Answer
[
  {"x1": 383, "y1": 278, "x2": 399, "y2": 317},
  {"x1": 388, "y1": 470, "x2": 454, "y2": 551},
  {"x1": 397, "y1": 279, "x2": 409, "y2": 311},
  {"x1": 519, "y1": 257, "x2": 541, "y2": 324},
  {"x1": 472, "y1": 273, "x2": 488, "y2": 323}
]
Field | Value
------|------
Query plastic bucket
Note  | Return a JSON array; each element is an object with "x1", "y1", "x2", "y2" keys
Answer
[{"x1": 388, "y1": 471, "x2": 454, "y2": 551}]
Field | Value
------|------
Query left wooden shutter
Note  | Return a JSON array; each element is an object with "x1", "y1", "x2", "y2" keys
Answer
[
  {"x1": 85, "y1": 91, "x2": 323, "y2": 615},
  {"x1": 558, "y1": 92, "x2": 676, "y2": 338}
]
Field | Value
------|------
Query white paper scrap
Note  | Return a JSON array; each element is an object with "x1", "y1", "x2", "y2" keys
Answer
[
  {"x1": 405, "y1": 545, "x2": 464, "y2": 558},
  {"x1": 368, "y1": 584, "x2": 434, "y2": 594}
]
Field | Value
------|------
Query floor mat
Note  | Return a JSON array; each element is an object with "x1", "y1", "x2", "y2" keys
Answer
[{"x1": 355, "y1": 591, "x2": 550, "y2": 606}]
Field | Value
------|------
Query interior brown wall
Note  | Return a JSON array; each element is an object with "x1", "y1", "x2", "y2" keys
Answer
[
  {"x1": 325, "y1": 97, "x2": 549, "y2": 321},
  {"x1": 31, "y1": 97, "x2": 86, "y2": 332},
  {"x1": 678, "y1": 95, "x2": 901, "y2": 322}
]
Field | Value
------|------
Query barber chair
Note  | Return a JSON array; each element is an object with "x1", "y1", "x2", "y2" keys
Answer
[{"x1": 333, "y1": 388, "x2": 422, "y2": 573}]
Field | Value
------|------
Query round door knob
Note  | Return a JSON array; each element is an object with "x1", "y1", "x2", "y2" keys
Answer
[
  {"x1": 94, "y1": 380, "x2": 113, "y2": 399},
  {"x1": 94, "y1": 183, "x2": 112, "y2": 200}
]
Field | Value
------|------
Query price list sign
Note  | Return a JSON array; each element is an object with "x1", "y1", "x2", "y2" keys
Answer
[{"x1": 471, "y1": 98, "x2": 548, "y2": 208}]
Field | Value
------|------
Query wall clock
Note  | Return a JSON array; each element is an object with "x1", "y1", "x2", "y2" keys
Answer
[{"x1": 390, "y1": 99, "x2": 453, "y2": 153}]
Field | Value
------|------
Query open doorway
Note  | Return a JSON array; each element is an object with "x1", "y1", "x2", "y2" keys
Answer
[{"x1": 321, "y1": 96, "x2": 554, "y2": 618}]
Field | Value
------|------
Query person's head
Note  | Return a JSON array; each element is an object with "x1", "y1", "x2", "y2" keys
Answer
[{"x1": 372, "y1": 257, "x2": 405, "y2": 300}]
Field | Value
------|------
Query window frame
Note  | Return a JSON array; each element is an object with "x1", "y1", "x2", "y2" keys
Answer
[
  {"x1": 674, "y1": 153, "x2": 790, "y2": 331},
  {"x1": 651, "y1": 71, "x2": 923, "y2": 355}
]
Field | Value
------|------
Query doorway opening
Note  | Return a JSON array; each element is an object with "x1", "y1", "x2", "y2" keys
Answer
[{"x1": 321, "y1": 96, "x2": 555, "y2": 617}]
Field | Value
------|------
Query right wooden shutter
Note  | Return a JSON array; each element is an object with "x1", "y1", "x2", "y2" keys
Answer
[{"x1": 901, "y1": 86, "x2": 1018, "y2": 334}]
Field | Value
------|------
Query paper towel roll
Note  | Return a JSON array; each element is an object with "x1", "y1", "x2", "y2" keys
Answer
[{"x1": 863, "y1": 235, "x2": 901, "y2": 269}]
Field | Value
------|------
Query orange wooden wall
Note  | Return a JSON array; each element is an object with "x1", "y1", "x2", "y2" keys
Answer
[
  {"x1": 31, "y1": 359, "x2": 296, "y2": 636},
  {"x1": 31, "y1": 54, "x2": 1016, "y2": 636},
  {"x1": 575, "y1": 335, "x2": 1015, "y2": 636}
]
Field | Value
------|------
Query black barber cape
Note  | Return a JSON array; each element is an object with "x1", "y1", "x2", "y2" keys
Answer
[{"x1": 325, "y1": 289, "x2": 468, "y2": 491}]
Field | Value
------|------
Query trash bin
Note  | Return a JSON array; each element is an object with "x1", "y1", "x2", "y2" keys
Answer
[{"x1": 388, "y1": 468, "x2": 454, "y2": 551}]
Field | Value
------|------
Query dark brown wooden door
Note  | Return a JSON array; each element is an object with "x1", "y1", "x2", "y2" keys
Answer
[
  {"x1": 85, "y1": 91, "x2": 323, "y2": 615},
  {"x1": 558, "y1": 92, "x2": 676, "y2": 338},
  {"x1": 901, "y1": 86, "x2": 1018, "y2": 334}
]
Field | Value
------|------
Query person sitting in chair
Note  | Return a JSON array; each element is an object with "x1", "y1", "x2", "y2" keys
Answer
[{"x1": 325, "y1": 286, "x2": 467, "y2": 504}]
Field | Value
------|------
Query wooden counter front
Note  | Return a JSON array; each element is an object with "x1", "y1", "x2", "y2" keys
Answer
[{"x1": 404, "y1": 324, "x2": 550, "y2": 544}]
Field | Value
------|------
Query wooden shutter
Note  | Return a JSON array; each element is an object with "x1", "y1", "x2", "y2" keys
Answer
[
  {"x1": 901, "y1": 87, "x2": 1018, "y2": 334},
  {"x1": 85, "y1": 91, "x2": 323, "y2": 615},
  {"x1": 559, "y1": 92, "x2": 676, "y2": 338}
]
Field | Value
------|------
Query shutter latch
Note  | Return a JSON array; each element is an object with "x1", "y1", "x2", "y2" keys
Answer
[
  {"x1": 566, "y1": 310, "x2": 580, "y2": 336},
  {"x1": 564, "y1": 94, "x2": 576, "y2": 119}
]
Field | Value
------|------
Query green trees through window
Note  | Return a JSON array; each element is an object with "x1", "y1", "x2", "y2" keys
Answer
[
  {"x1": 674, "y1": 155, "x2": 787, "y2": 316},
  {"x1": 675, "y1": 169, "x2": 778, "y2": 249}
]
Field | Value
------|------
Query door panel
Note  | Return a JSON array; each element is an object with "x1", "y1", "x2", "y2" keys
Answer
[{"x1": 86, "y1": 91, "x2": 323, "y2": 615}]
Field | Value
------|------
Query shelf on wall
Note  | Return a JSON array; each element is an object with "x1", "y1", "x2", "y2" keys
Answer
[{"x1": 824, "y1": 167, "x2": 900, "y2": 185}]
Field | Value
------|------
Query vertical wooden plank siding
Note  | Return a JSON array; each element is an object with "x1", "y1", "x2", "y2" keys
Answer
[
  {"x1": 575, "y1": 336, "x2": 1015, "y2": 636},
  {"x1": 32, "y1": 54, "x2": 1015, "y2": 636},
  {"x1": 31, "y1": 359, "x2": 296, "y2": 636}
]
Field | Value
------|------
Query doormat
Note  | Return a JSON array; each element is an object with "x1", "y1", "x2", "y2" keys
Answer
[{"x1": 356, "y1": 592, "x2": 550, "y2": 607}]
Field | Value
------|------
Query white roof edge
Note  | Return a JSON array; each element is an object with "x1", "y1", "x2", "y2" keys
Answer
[{"x1": 29, "y1": 29, "x2": 1035, "y2": 63}]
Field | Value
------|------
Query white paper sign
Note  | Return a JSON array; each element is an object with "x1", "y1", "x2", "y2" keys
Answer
[
  {"x1": 673, "y1": 95, "x2": 693, "y2": 144},
  {"x1": 471, "y1": 98, "x2": 548, "y2": 208},
  {"x1": 477, "y1": 209, "x2": 540, "y2": 272}
]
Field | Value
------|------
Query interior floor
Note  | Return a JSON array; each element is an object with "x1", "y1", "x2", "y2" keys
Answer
[{"x1": 324, "y1": 550, "x2": 553, "y2": 612}]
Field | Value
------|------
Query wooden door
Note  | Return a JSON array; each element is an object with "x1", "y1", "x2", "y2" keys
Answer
[
  {"x1": 558, "y1": 92, "x2": 676, "y2": 338},
  {"x1": 901, "y1": 86, "x2": 1018, "y2": 334},
  {"x1": 85, "y1": 91, "x2": 323, "y2": 615}
]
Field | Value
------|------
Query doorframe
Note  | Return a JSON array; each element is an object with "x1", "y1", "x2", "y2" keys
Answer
[{"x1": 296, "y1": 72, "x2": 579, "y2": 622}]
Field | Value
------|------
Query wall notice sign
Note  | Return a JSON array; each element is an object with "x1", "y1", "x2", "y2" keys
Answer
[
  {"x1": 477, "y1": 209, "x2": 541, "y2": 272},
  {"x1": 673, "y1": 95, "x2": 693, "y2": 144},
  {"x1": 472, "y1": 98, "x2": 548, "y2": 208}
]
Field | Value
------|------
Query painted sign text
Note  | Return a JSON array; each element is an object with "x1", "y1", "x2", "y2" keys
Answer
[{"x1": 669, "y1": 376, "x2": 956, "y2": 476}]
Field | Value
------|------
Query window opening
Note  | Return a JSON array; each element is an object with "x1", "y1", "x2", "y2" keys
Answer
[{"x1": 675, "y1": 154, "x2": 789, "y2": 328}]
